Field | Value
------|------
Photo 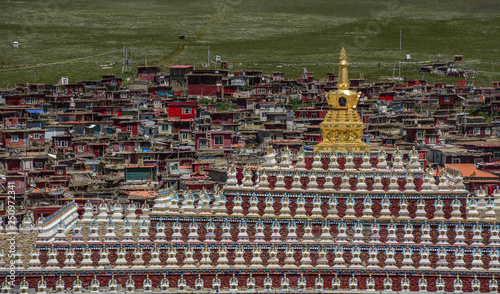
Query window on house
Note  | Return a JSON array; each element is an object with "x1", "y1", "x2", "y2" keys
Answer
[
  {"x1": 61, "y1": 117, "x2": 69, "y2": 122},
  {"x1": 416, "y1": 131, "x2": 425, "y2": 140},
  {"x1": 474, "y1": 158, "x2": 484, "y2": 165},
  {"x1": 182, "y1": 133, "x2": 189, "y2": 140},
  {"x1": 119, "y1": 143, "x2": 124, "y2": 151},
  {"x1": 20, "y1": 99, "x2": 25, "y2": 104},
  {"x1": 428, "y1": 137, "x2": 436, "y2": 144},
  {"x1": 57, "y1": 169, "x2": 63, "y2": 175},
  {"x1": 57, "y1": 140, "x2": 68, "y2": 147},
  {"x1": 214, "y1": 136, "x2": 224, "y2": 145},
  {"x1": 494, "y1": 104, "x2": 498, "y2": 110},
  {"x1": 494, "y1": 152, "x2": 500, "y2": 158},
  {"x1": 200, "y1": 139, "x2": 207, "y2": 147},
  {"x1": 182, "y1": 108, "x2": 191, "y2": 114},
  {"x1": 311, "y1": 113, "x2": 317, "y2": 118},
  {"x1": 485, "y1": 128, "x2": 491, "y2": 135},
  {"x1": 473, "y1": 128, "x2": 481, "y2": 135},
  {"x1": 126, "y1": 125, "x2": 133, "y2": 132},
  {"x1": 106, "y1": 108, "x2": 112, "y2": 115},
  {"x1": 200, "y1": 166, "x2": 206, "y2": 172},
  {"x1": 121, "y1": 92, "x2": 127, "y2": 98},
  {"x1": 171, "y1": 163, "x2": 178, "y2": 170},
  {"x1": 161, "y1": 125, "x2": 169, "y2": 131},
  {"x1": 78, "y1": 146, "x2": 85, "y2": 152},
  {"x1": 11, "y1": 135, "x2": 19, "y2": 142},
  {"x1": 386, "y1": 140, "x2": 393, "y2": 146},
  {"x1": 22, "y1": 160, "x2": 33, "y2": 170},
  {"x1": 33, "y1": 133, "x2": 40, "y2": 139},
  {"x1": 35, "y1": 161, "x2": 44, "y2": 169},
  {"x1": 300, "y1": 113, "x2": 306, "y2": 118},
  {"x1": 439, "y1": 119, "x2": 444, "y2": 125},
  {"x1": 452, "y1": 158, "x2": 461, "y2": 164},
  {"x1": 444, "y1": 97, "x2": 450, "y2": 102},
  {"x1": 256, "y1": 89, "x2": 266, "y2": 94},
  {"x1": 114, "y1": 109, "x2": 118, "y2": 115}
]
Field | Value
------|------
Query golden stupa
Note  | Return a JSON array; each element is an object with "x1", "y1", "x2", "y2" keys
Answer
[{"x1": 314, "y1": 48, "x2": 369, "y2": 153}]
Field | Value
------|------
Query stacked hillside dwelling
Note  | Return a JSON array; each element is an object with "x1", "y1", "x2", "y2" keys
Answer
[{"x1": 1, "y1": 49, "x2": 500, "y2": 293}]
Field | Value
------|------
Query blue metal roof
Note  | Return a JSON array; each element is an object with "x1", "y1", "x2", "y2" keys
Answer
[{"x1": 26, "y1": 109, "x2": 44, "y2": 114}]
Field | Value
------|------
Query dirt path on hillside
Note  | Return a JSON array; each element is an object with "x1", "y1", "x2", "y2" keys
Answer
[{"x1": 160, "y1": 0, "x2": 230, "y2": 64}]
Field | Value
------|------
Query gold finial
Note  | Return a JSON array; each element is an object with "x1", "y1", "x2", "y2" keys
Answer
[
  {"x1": 340, "y1": 47, "x2": 346, "y2": 58},
  {"x1": 326, "y1": 49, "x2": 359, "y2": 110},
  {"x1": 338, "y1": 47, "x2": 350, "y2": 90}
]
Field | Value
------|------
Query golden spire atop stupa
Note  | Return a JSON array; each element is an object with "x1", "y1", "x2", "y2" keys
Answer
[
  {"x1": 314, "y1": 48, "x2": 368, "y2": 153},
  {"x1": 338, "y1": 47, "x2": 349, "y2": 89}
]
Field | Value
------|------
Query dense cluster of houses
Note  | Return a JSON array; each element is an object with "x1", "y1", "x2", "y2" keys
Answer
[{"x1": 0, "y1": 64, "x2": 499, "y2": 218}]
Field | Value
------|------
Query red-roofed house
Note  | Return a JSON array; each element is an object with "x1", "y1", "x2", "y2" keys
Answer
[{"x1": 446, "y1": 163, "x2": 500, "y2": 192}]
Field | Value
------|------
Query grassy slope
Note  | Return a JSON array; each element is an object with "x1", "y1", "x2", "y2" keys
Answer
[{"x1": 0, "y1": 0, "x2": 498, "y2": 86}]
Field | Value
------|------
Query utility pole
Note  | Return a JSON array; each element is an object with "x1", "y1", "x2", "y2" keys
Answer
[
  {"x1": 121, "y1": 46, "x2": 125, "y2": 74},
  {"x1": 399, "y1": 29, "x2": 402, "y2": 51},
  {"x1": 208, "y1": 45, "x2": 210, "y2": 67},
  {"x1": 392, "y1": 62, "x2": 395, "y2": 82},
  {"x1": 177, "y1": 130, "x2": 180, "y2": 160},
  {"x1": 23, "y1": 163, "x2": 27, "y2": 211},
  {"x1": 137, "y1": 97, "x2": 141, "y2": 121},
  {"x1": 129, "y1": 46, "x2": 133, "y2": 73},
  {"x1": 463, "y1": 102, "x2": 467, "y2": 137},
  {"x1": 125, "y1": 47, "x2": 128, "y2": 73},
  {"x1": 398, "y1": 60, "x2": 401, "y2": 81}
]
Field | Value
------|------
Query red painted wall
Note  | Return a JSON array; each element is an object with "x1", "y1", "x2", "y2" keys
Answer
[
  {"x1": 380, "y1": 92, "x2": 395, "y2": 102},
  {"x1": 6, "y1": 178, "x2": 26, "y2": 194},
  {"x1": 121, "y1": 124, "x2": 138, "y2": 136},
  {"x1": 168, "y1": 104, "x2": 197, "y2": 119},
  {"x1": 3, "y1": 133, "x2": 26, "y2": 146},
  {"x1": 138, "y1": 72, "x2": 156, "y2": 81},
  {"x1": 188, "y1": 85, "x2": 221, "y2": 97}
]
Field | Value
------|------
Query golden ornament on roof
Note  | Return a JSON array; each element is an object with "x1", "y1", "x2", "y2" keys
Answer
[{"x1": 315, "y1": 48, "x2": 368, "y2": 153}]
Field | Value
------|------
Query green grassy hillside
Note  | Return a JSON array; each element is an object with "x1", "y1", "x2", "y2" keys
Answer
[{"x1": 0, "y1": 0, "x2": 498, "y2": 86}]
